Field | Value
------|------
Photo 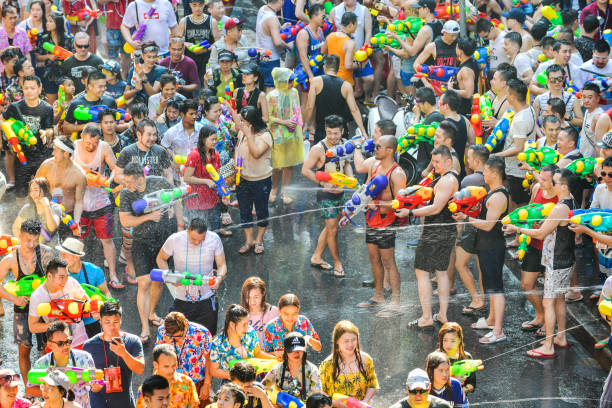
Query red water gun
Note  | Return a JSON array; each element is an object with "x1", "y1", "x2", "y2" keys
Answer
[
  {"x1": 36, "y1": 298, "x2": 103, "y2": 321},
  {"x1": 448, "y1": 186, "x2": 487, "y2": 217},
  {"x1": 0, "y1": 236, "x2": 19, "y2": 256},
  {"x1": 391, "y1": 185, "x2": 433, "y2": 210},
  {"x1": 418, "y1": 172, "x2": 435, "y2": 187},
  {"x1": 27, "y1": 28, "x2": 38, "y2": 48},
  {"x1": 471, "y1": 94, "x2": 483, "y2": 144}
]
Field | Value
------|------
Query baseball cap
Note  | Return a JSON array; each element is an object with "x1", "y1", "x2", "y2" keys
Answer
[
  {"x1": 0, "y1": 369, "x2": 20, "y2": 388},
  {"x1": 240, "y1": 62, "x2": 261, "y2": 76},
  {"x1": 225, "y1": 17, "x2": 244, "y2": 31},
  {"x1": 406, "y1": 368, "x2": 430, "y2": 391},
  {"x1": 284, "y1": 332, "x2": 307, "y2": 353},
  {"x1": 189, "y1": 0, "x2": 204, "y2": 3},
  {"x1": 502, "y1": 8, "x2": 526, "y2": 24},
  {"x1": 442, "y1": 20, "x2": 460, "y2": 34},
  {"x1": 100, "y1": 60, "x2": 120, "y2": 74},
  {"x1": 597, "y1": 132, "x2": 612, "y2": 149},
  {"x1": 40, "y1": 370, "x2": 71, "y2": 391},
  {"x1": 218, "y1": 49, "x2": 236, "y2": 62},
  {"x1": 411, "y1": 0, "x2": 436, "y2": 13}
]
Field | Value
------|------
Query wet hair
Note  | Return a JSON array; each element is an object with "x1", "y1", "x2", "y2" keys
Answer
[
  {"x1": 23, "y1": 75, "x2": 42, "y2": 87},
  {"x1": 603, "y1": 156, "x2": 612, "y2": 168},
  {"x1": 583, "y1": 82, "x2": 602, "y2": 96},
  {"x1": 583, "y1": 15, "x2": 600, "y2": 34},
  {"x1": 221, "y1": 304, "x2": 249, "y2": 339},
  {"x1": 240, "y1": 106, "x2": 267, "y2": 132},
  {"x1": 425, "y1": 352, "x2": 452, "y2": 399},
  {"x1": 324, "y1": 115, "x2": 344, "y2": 130},
  {"x1": 554, "y1": 168, "x2": 576, "y2": 191},
  {"x1": 530, "y1": 22, "x2": 548, "y2": 42},
  {"x1": 98, "y1": 108, "x2": 117, "y2": 123},
  {"x1": 0, "y1": 46, "x2": 22, "y2": 63},
  {"x1": 504, "y1": 31, "x2": 522, "y2": 50},
  {"x1": 278, "y1": 293, "x2": 300, "y2": 310},
  {"x1": 217, "y1": 384, "x2": 246, "y2": 406},
  {"x1": 82, "y1": 123, "x2": 103, "y2": 139},
  {"x1": 595, "y1": 39, "x2": 611, "y2": 55},
  {"x1": 240, "y1": 277, "x2": 272, "y2": 314},
  {"x1": 188, "y1": 217, "x2": 208, "y2": 234},
  {"x1": 376, "y1": 119, "x2": 396, "y2": 136},
  {"x1": 130, "y1": 103, "x2": 149, "y2": 119},
  {"x1": 457, "y1": 37, "x2": 476, "y2": 57},
  {"x1": 431, "y1": 145, "x2": 452, "y2": 161},
  {"x1": 547, "y1": 97, "x2": 566, "y2": 118},
  {"x1": 153, "y1": 344, "x2": 177, "y2": 363},
  {"x1": 203, "y1": 96, "x2": 221, "y2": 114},
  {"x1": 197, "y1": 125, "x2": 218, "y2": 158},
  {"x1": 552, "y1": 39, "x2": 570, "y2": 52},
  {"x1": 46, "y1": 258, "x2": 67, "y2": 276},
  {"x1": 180, "y1": 99, "x2": 199, "y2": 114},
  {"x1": 497, "y1": 69, "x2": 515, "y2": 83},
  {"x1": 556, "y1": 28, "x2": 575, "y2": 44},
  {"x1": 142, "y1": 41, "x2": 160, "y2": 55},
  {"x1": 485, "y1": 156, "x2": 506, "y2": 180},
  {"x1": 495, "y1": 63, "x2": 517, "y2": 79},
  {"x1": 162, "y1": 312, "x2": 188, "y2": 336},
  {"x1": 229, "y1": 361, "x2": 257, "y2": 382},
  {"x1": 559, "y1": 126, "x2": 578, "y2": 146},
  {"x1": 57, "y1": 385, "x2": 75, "y2": 402},
  {"x1": 475, "y1": 18, "x2": 492, "y2": 34},
  {"x1": 415, "y1": 87, "x2": 436, "y2": 106},
  {"x1": 467, "y1": 144, "x2": 489, "y2": 164},
  {"x1": 100, "y1": 300, "x2": 122, "y2": 318},
  {"x1": 20, "y1": 219, "x2": 41, "y2": 235},
  {"x1": 542, "y1": 115, "x2": 561, "y2": 128},
  {"x1": 561, "y1": 9, "x2": 578, "y2": 26},
  {"x1": 441, "y1": 90, "x2": 461, "y2": 112},
  {"x1": 166, "y1": 99, "x2": 181, "y2": 112},
  {"x1": 46, "y1": 321, "x2": 69, "y2": 341},
  {"x1": 29, "y1": 177, "x2": 51, "y2": 200},
  {"x1": 541, "y1": 36, "x2": 556, "y2": 49},
  {"x1": 141, "y1": 375, "x2": 169, "y2": 398},
  {"x1": 87, "y1": 70, "x2": 106, "y2": 85},
  {"x1": 160, "y1": 73, "x2": 178, "y2": 88},
  {"x1": 48, "y1": 12, "x2": 68, "y2": 48},
  {"x1": 308, "y1": 3, "x2": 325, "y2": 17},
  {"x1": 437, "y1": 322, "x2": 467, "y2": 360},
  {"x1": 438, "y1": 120, "x2": 457, "y2": 144},
  {"x1": 324, "y1": 54, "x2": 340, "y2": 72},
  {"x1": 123, "y1": 162, "x2": 145, "y2": 178},
  {"x1": 341, "y1": 11, "x2": 357, "y2": 26},
  {"x1": 507, "y1": 79, "x2": 528, "y2": 102},
  {"x1": 1, "y1": 5, "x2": 18, "y2": 16},
  {"x1": 330, "y1": 321, "x2": 368, "y2": 382},
  {"x1": 540, "y1": 164, "x2": 559, "y2": 175},
  {"x1": 136, "y1": 118, "x2": 157, "y2": 135},
  {"x1": 306, "y1": 393, "x2": 333, "y2": 408}
]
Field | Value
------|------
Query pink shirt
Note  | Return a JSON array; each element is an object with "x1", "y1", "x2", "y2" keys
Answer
[{"x1": 0, "y1": 27, "x2": 32, "y2": 73}]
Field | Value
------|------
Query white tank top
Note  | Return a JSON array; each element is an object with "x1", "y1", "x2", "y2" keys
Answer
[
  {"x1": 580, "y1": 107, "x2": 603, "y2": 158},
  {"x1": 332, "y1": 3, "x2": 366, "y2": 48},
  {"x1": 73, "y1": 140, "x2": 111, "y2": 212},
  {"x1": 256, "y1": 5, "x2": 282, "y2": 61}
]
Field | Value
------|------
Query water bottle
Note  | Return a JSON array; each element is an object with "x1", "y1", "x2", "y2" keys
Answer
[{"x1": 206, "y1": 64, "x2": 213, "y2": 88}]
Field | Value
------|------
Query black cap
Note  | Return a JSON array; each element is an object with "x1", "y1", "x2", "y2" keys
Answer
[
  {"x1": 240, "y1": 62, "x2": 261, "y2": 76},
  {"x1": 218, "y1": 49, "x2": 236, "y2": 62},
  {"x1": 414, "y1": 0, "x2": 435, "y2": 13},
  {"x1": 284, "y1": 332, "x2": 306, "y2": 353}
]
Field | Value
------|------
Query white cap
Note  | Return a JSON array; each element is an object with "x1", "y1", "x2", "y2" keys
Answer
[
  {"x1": 442, "y1": 20, "x2": 460, "y2": 34},
  {"x1": 406, "y1": 368, "x2": 430, "y2": 390}
]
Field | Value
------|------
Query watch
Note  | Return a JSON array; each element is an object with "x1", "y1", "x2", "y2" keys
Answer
[{"x1": 355, "y1": 143, "x2": 362, "y2": 150}]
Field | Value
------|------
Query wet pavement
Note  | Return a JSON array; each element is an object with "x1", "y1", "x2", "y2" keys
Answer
[{"x1": 0, "y1": 171, "x2": 607, "y2": 407}]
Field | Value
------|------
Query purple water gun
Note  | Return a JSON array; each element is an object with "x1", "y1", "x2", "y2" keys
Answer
[{"x1": 123, "y1": 6, "x2": 156, "y2": 53}]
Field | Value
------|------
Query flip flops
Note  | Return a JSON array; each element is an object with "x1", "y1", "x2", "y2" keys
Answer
[
  {"x1": 357, "y1": 298, "x2": 384, "y2": 308},
  {"x1": 407, "y1": 319, "x2": 434, "y2": 330},
  {"x1": 109, "y1": 280, "x2": 125, "y2": 289},
  {"x1": 521, "y1": 321, "x2": 542, "y2": 331},
  {"x1": 310, "y1": 261, "x2": 333, "y2": 271},
  {"x1": 527, "y1": 349, "x2": 556, "y2": 359},
  {"x1": 462, "y1": 304, "x2": 486, "y2": 315},
  {"x1": 479, "y1": 331, "x2": 507, "y2": 344}
]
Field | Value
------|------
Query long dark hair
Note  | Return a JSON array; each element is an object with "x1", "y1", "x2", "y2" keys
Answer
[
  {"x1": 29, "y1": 0, "x2": 47, "y2": 31},
  {"x1": 425, "y1": 351, "x2": 453, "y2": 401},
  {"x1": 221, "y1": 304, "x2": 249, "y2": 340},
  {"x1": 48, "y1": 11, "x2": 67, "y2": 48},
  {"x1": 330, "y1": 321, "x2": 368, "y2": 383},
  {"x1": 240, "y1": 105, "x2": 267, "y2": 133},
  {"x1": 280, "y1": 334, "x2": 308, "y2": 400},
  {"x1": 197, "y1": 125, "x2": 218, "y2": 159},
  {"x1": 240, "y1": 276, "x2": 272, "y2": 314}
]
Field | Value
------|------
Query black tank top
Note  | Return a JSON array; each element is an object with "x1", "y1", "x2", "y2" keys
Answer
[
  {"x1": 426, "y1": 20, "x2": 443, "y2": 42},
  {"x1": 452, "y1": 58, "x2": 480, "y2": 116},
  {"x1": 315, "y1": 75, "x2": 350, "y2": 132},
  {"x1": 424, "y1": 171, "x2": 460, "y2": 226},
  {"x1": 14, "y1": 246, "x2": 45, "y2": 314},
  {"x1": 445, "y1": 116, "x2": 468, "y2": 178},
  {"x1": 184, "y1": 15, "x2": 215, "y2": 71},
  {"x1": 236, "y1": 87, "x2": 263, "y2": 117},
  {"x1": 550, "y1": 197, "x2": 576, "y2": 269},
  {"x1": 476, "y1": 187, "x2": 509, "y2": 251},
  {"x1": 426, "y1": 38, "x2": 459, "y2": 67}
]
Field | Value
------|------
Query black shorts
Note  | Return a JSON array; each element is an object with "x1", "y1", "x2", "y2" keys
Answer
[
  {"x1": 415, "y1": 226, "x2": 457, "y2": 273},
  {"x1": 15, "y1": 159, "x2": 44, "y2": 198},
  {"x1": 172, "y1": 297, "x2": 219, "y2": 335},
  {"x1": 132, "y1": 238, "x2": 165, "y2": 277},
  {"x1": 521, "y1": 246, "x2": 544, "y2": 273},
  {"x1": 457, "y1": 224, "x2": 477, "y2": 254},
  {"x1": 478, "y1": 248, "x2": 506, "y2": 294},
  {"x1": 365, "y1": 222, "x2": 397, "y2": 249},
  {"x1": 507, "y1": 175, "x2": 530, "y2": 205}
]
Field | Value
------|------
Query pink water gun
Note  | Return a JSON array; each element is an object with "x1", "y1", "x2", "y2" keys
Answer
[{"x1": 289, "y1": 107, "x2": 303, "y2": 133}]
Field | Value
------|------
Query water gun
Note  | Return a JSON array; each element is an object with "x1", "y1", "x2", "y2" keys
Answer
[
  {"x1": 484, "y1": 110, "x2": 514, "y2": 152},
  {"x1": 205, "y1": 164, "x2": 230, "y2": 198},
  {"x1": 370, "y1": 32, "x2": 406, "y2": 49},
  {"x1": 188, "y1": 40, "x2": 211, "y2": 53},
  {"x1": 57, "y1": 85, "x2": 67, "y2": 120},
  {"x1": 0, "y1": 93, "x2": 6, "y2": 106},
  {"x1": 150, "y1": 269, "x2": 216, "y2": 287},
  {"x1": 115, "y1": 96, "x2": 126, "y2": 108},
  {"x1": 74, "y1": 105, "x2": 131, "y2": 123},
  {"x1": 512, "y1": 0, "x2": 533, "y2": 14},
  {"x1": 0, "y1": 236, "x2": 19, "y2": 256},
  {"x1": 332, "y1": 394, "x2": 372, "y2": 408},
  {"x1": 434, "y1": 2, "x2": 470, "y2": 20},
  {"x1": 342, "y1": 175, "x2": 388, "y2": 225},
  {"x1": 354, "y1": 44, "x2": 373, "y2": 63},
  {"x1": 123, "y1": 6, "x2": 157, "y2": 53},
  {"x1": 388, "y1": 17, "x2": 424, "y2": 36},
  {"x1": 599, "y1": 297, "x2": 612, "y2": 317},
  {"x1": 397, "y1": 123, "x2": 438, "y2": 153},
  {"x1": 567, "y1": 157, "x2": 603, "y2": 179},
  {"x1": 1, "y1": 120, "x2": 27, "y2": 165},
  {"x1": 235, "y1": 157, "x2": 243, "y2": 186},
  {"x1": 565, "y1": 81, "x2": 581, "y2": 99},
  {"x1": 27, "y1": 28, "x2": 38, "y2": 48},
  {"x1": 474, "y1": 46, "x2": 489, "y2": 71},
  {"x1": 541, "y1": 5, "x2": 563, "y2": 26},
  {"x1": 479, "y1": 94, "x2": 493, "y2": 121},
  {"x1": 315, "y1": 171, "x2": 359, "y2": 189},
  {"x1": 363, "y1": 0, "x2": 392, "y2": 17},
  {"x1": 84, "y1": 168, "x2": 116, "y2": 193},
  {"x1": 36, "y1": 298, "x2": 103, "y2": 321},
  {"x1": 68, "y1": 8, "x2": 106, "y2": 22},
  {"x1": 291, "y1": 64, "x2": 309, "y2": 88},
  {"x1": 219, "y1": 82, "x2": 236, "y2": 110},
  {"x1": 228, "y1": 358, "x2": 278, "y2": 374},
  {"x1": 588, "y1": 76, "x2": 612, "y2": 94},
  {"x1": 42, "y1": 42, "x2": 73, "y2": 60},
  {"x1": 247, "y1": 47, "x2": 272, "y2": 62},
  {"x1": 172, "y1": 155, "x2": 188, "y2": 166},
  {"x1": 450, "y1": 360, "x2": 484, "y2": 377},
  {"x1": 52, "y1": 198, "x2": 80, "y2": 234},
  {"x1": 325, "y1": 137, "x2": 360, "y2": 162},
  {"x1": 81, "y1": 283, "x2": 116, "y2": 303},
  {"x1": 569, "y1": 208, "x2": 612, "y2": 232},
  {"x1": 28, "y1": 368, "x2": 104, "y2": 386},
  {"x1": 323, "y1": 0, "x2": 333, "y2": 13},
  {"x1": 3, "y1": 275, "x2": 44, "y2": 298},
  {"x1": 419, "y1": 172, "x2": 435, "y2": 187},
  {"x1": 447, "y1": 186, "x2": 487, "y2": 217},
  {"x1": 517, "y1": 146, "x2": 562, "y2": 169},
  {"x1": 603, "y1": 29, "x2": 612, "y2": 47},
  {"x1": 391, "y1": 185, "x2": 433, "y2": 210},
  {"x1": 471, "y1": 95, "x2": 483, "y2": 144},
  {"x1": 9, "y1": 119, "x2": 37, "y2": 147},
  {"x1": 267, "y1": 388, "x2": 304, "y2": 408},
  {"x1": 132, "y1": 185, "x2": 194, "y2": 213},
  {"x1": 415, "y1": 65, "x2": 458, "y2": 83},
  {"x1": 289, "y1": 106, "x2": 303, "y2": 133},
  {"x1": 279, "y1": 22, "x2": 305, "y2": 42},
  {"x1": 321, "y1": 20, "x2": 336, "y2": 37},
  {"x1": 501, "y1": 202, "x2": 556, "y2": 259},
  {"x1": 309, "y1": 54, "x2": 324, "y2": 76}
]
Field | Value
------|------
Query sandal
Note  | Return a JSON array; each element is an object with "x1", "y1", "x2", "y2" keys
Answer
[
  {"x1": 471, "y1": 317, "x2": 494, "y2": 330},
  {"x1": 268, "y1": 191, "x2": 277, "y2": 203},
  {"x1": 281, "y1": 194, "x2": 293, "y2": 205},
  {"x1": 535, "y1": 327, "x2": 546, "y2": 337},
  {"x1": 595, "y1": 338, "x2": 609, "y2": 349},
  {"x1": 218, "y1": 228, "x2": 233, "y2": 237},
  {"x1": 407, "y1": 319, "x2": 434, "y2": 330},
  {"x1": 254, "y1": 242, "x2": 264, "y2": 255},
  {"x1": 521, "y1": 321, "x2": 542, "y2": 331},
  {"x1": 149, "y1": 316, "x2": 163, "y2": 327},
  {"x1": 590, "y1": 291, "x2": 601, "y2": 300},
  {"x1": 526, "y1": 348, "x2": 556, "y2": 358},
  {"x1": 239, "y1": 243, "x2": 253, "y2": 254},
  {"x1": 109, "y1": 280, "x2": 125, "y2": 289},
  {"x1": 333, "y1": 268, "x2": 345, "y2": 277},
  {"x1": 357, "y1": 298, "x2": 384, "y2": 308},
  {"x1": 125, "y1": 274, "x2": 137, "y2": 285},
  {"x1": 479, "y1": 331, "x2": 507, "y2": 344},
  {"x1": 462, "y1": 304, "x2": 486, "y2": 315},
  {"x1": 310, "y1": 261, "x2": 333, "y2": 271}
]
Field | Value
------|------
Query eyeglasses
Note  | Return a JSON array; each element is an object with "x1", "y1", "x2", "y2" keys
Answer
[
  {"x1": 75, "y1": 43, "x2": 89, "y2": 49},
  {"x1": 409, "y1": 389, "x2": 428, "y2": 395},
  {"x1": 548, "y1": 76, "x2": 564, "y2": 84},
  {"x1": 49, "y1": 337, "x2": 73, "y2": 347},
  {"x1": 601, "y1": 171, "x2": 612, "y2": 178}
]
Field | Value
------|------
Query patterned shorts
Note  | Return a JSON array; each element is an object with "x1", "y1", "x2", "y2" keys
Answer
[
  {"x1": 543, "y1": 266, "x2": 573, "y2": 299},
  {"x1": 319, "y1": 196, "x2": 345, "y2": 219}
]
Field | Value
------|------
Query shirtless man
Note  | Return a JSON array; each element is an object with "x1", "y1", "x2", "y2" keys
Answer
[
  {"x1": 35, "y1": 137, "x2": 86, "y2": 239},
  {"x1": 73, "y1": 123, "x2": 123, "y2": 287},
  {"x1": 0, "y1": 220, "x2": 55, "y2": 388}
]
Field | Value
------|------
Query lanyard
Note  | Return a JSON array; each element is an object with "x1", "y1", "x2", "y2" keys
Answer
[
  {"x1": 138, "y1": 148, "x2": 151, "y2": 168},
  {"x1": 50, "y1": 351, "x2": 76, "y2": 367},
  {"x1": 102, "y1": 334, "x2": 121, "y2": 368},
  {"x1": 173, "y1": 333, "x2": 188, "y2": 367}
]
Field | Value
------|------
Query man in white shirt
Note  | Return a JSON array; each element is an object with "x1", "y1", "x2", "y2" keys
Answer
[
  {"x1": 161, "y1": 100, "x2": 201, "y2": 159},
  {"x1": 121, "y1": 0, "x2": 179, "y2": 55},
  {"x1": 531, "y1": 39, "x2": 586, "y2": 96},
  {"x1": 580, "y1": 40, "x2": 612, "y2": 78},
  {"x1": 503, "y1": 31, "x2": 533, "y2": 82},
  {"x1": 476, "y1": 18, "x2": 507, "y2": 69},
  {"x1": 156, "y1": 217, "x2": 226, "y2": 335}
]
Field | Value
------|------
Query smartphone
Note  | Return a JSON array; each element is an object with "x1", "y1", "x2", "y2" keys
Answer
[{"x1": 112, "y1": 337, "x2": 122, "y2": 344}]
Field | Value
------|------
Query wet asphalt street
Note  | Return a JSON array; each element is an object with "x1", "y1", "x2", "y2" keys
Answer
[{"x1": 0, "y1": 170, "x2": 607, "y2": 407}]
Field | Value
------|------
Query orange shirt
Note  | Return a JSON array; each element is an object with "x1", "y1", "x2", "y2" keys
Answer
[{"x1": 326, "y1": 32, "x2": 354, "y2": 86}]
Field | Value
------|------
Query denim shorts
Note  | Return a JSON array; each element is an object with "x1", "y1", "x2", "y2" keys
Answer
[
  {"x1": 400, "y1": 71, "x2": 415, "y2": 87},
  {"x1": 354, "y1": 61, "x2": 374, "y2": 78},
  {"x1": 106, "y1": 29, "x2": 125, "y2": 58},
  {"x1": 260, "y1": 59, "x2": 281, "y2": 88},
  {"x1": 14, "y1": 311, "x2": 32, "y2": 347}
]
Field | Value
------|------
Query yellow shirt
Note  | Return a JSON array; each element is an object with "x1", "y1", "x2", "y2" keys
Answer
[{"x1": 319, "y1": 353, "x2": 379, "y2": 400}]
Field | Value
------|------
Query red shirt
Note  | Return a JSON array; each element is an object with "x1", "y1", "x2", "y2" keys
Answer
[
  {"x1": 185, "y1": 148, "x2": 221, "y2": 210},
  {"x1": 103, "y1": 0, "x2": 131, "y2": 30},
  {"x1": 580, "y1": 2, "x2": 612, "y2": 41}
]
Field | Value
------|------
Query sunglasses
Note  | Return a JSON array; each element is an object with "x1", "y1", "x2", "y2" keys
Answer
[
  {"x1": 409, "y1": 389, "x2": 428, "y2": 395},
  {"x1": 601, "y1": 171, "x2": 612, "y2": 178},
  {"x1": 0, "y1": 374, "x2": 19, "y2": 383},
  {"x1": 75, "y1": 43, "x2": 89, "y2": 49},
  {"x1": 143, "y1": 45, "x2": 159, "y2": 53},
  {"x1": 49, "y1": 337, "x2": 73, "y2": 347},
  {"x1": 548, "y1": 76, "x2": 564, "y2": 84}
]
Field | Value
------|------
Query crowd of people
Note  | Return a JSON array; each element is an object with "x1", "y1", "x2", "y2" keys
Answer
[{"x1": 0, "y1": 0, "x2": 611, "y2": 405}]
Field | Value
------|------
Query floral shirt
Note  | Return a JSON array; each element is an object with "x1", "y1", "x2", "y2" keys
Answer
[
  {"x1": 263, "y1": 316, "x2": 320, "y2": 353},
  {"x1": 209, "y1": 327, "x2": 259, "y2": 371},
  {"x1": 198, "y1": 117, "x2": 233, "y2": 165},
  {"x1": 318, "y1": 353, "x2": 379, "y2": 401},
  {"x1": 135, "y1": 372, "x2": 199, "y2": 408},
  {"x1": 11, "y1": 398, "x2": 32, "y2": 408},
  {"x1": 0, "y1": 27, "x2": 32, "y2": 74},
  {"x1": 263, "y1": 360, "x2": 322, "y2": 400},
  {"x1": 156, "y1": 322, "x2": 212, "y2": 384}
]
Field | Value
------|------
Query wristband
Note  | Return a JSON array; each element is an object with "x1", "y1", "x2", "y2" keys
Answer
[{"x1": 178, "y1": 223, "x2": 185, "y2": 227}]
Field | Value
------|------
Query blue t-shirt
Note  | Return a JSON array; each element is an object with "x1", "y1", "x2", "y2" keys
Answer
[
  {"x1": 105, "y1": 80, "x2": 127, "y2": 100},
  {"x1": 127, "y1": 65, "x2": 167, "y2": 100},
  {"x1": 83, "y1": 332, "x2": 143, "y2": 408},
  {"x1": 432, "y1": 378, "x2": 468, "y2": 407},
  {"x1": 69, "y1": 262, "x2": 106, "y2": 325}
]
